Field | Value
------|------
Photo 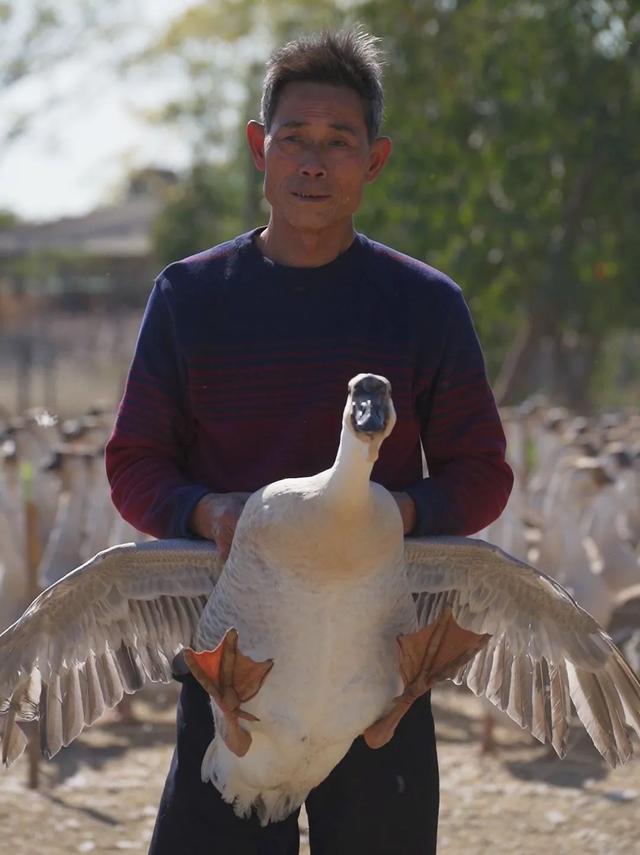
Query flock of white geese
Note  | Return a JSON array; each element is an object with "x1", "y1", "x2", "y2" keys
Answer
[
  {"x1": 0, "y1": 405, "x2": 144, "y2": 632},
  {"x1": 0, "y1": 377, "x2": 639, "y2": 824}
]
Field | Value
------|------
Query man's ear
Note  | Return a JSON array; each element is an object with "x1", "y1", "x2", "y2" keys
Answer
[
  {"x1": 247, "y1": 120, "x2": 266, "y2": 171},
  {"x1": 366, "y1": 136, "x2": 392, "y2": 183}
]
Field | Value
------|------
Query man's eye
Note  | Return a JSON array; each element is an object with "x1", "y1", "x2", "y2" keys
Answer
[
  {"x1": 330, "y1": 140, "x2": 348, "y2": 147},
  {"x1": 282, "y1": 135, "x2": 301, "y2": 143}
]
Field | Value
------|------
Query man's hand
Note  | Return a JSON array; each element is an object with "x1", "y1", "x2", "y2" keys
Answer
[
  {"x1": 189, "y1": 492, "x2": 251, "y2": 560},
  {"x1": 391, "y1": 491, "x2": 417, "y2": 536}
]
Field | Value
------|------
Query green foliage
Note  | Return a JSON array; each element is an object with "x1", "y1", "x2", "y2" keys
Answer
[
  {"x1": 151, "y1": 163, "x2": 246, "y2": 267},
  {"x1": 591, "y1": 331, "x2": 640, "y2": 409},
  {"x1": 0, "y1": 208, "x2": 20, "y2": 227},
  {"x1": 358, "y1": 1, "x2": 639, "y2": 340}
]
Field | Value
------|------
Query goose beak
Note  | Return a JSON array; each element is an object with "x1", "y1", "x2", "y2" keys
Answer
[
  {"x1": 352, "y1": 397, "x2": 387, "y2": 433},
  {"x1": 350, "y1": 375, "x2": 392, "y2": 435}
]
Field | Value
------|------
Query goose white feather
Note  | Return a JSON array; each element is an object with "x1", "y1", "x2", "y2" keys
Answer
[{"x1": 1, "y1": 374, "x2": 639, "y2": 827}]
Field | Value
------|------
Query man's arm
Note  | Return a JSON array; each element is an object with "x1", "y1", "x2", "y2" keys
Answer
[
  {"x1": 106, "y1": 278, "x2": 212, "y2": 539},
  {"x1": 405, "y1": 289, "x2": 513, "y2": 537}
]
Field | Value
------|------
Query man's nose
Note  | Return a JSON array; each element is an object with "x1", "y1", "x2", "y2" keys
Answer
[{"x1": 299, "y1": 147, "x2": 327, "y2": 178}]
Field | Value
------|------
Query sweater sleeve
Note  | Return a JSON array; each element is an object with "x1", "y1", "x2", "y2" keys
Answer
[
  {"x1": 405, "y1": 289, "x2": 513, "y2": 536},
  {"x1": 105, "y1": 278, "x2": 211, "y2": 538}
]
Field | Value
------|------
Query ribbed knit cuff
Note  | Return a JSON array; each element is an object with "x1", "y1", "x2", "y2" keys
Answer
[
  {"x1": 174, "y1": 484, "x2": 216, "y2": 539},
  {"x1": 404, "y1": 482, "x2": 431, "y2": 537}
]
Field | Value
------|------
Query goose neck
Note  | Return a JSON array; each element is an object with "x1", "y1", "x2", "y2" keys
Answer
[{"x1": 325, "y1": 427, "x2": 376, "y2": 507}]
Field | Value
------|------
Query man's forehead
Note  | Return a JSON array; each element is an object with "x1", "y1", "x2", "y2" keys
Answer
[{"x1": 271, "y1": 81, "x2": 367, "y2": 132}]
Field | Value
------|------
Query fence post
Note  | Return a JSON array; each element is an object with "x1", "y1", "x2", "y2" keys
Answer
[
  {"x1": 16, "y1": 335, "x2": 34, "y2": 414},
  {"x1": 22, "y1": 463, "x2": 42, "y2": 790}
]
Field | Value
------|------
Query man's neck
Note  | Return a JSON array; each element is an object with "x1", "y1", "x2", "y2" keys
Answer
[{"x1": 256, "y1": 217, "x2": 356, "y2": 268}]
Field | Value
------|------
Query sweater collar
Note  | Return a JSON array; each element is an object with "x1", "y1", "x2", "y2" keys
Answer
[{"x1": 236, "y1": 226, "x2": 368, "y2": 282}]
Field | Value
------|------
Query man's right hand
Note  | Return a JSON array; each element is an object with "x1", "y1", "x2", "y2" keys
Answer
[{"x1": 188, "y1": 492, "x2": 251, "y2": 560}]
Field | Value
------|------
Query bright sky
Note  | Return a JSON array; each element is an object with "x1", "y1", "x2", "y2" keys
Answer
[{"x1": 0, "y1": 1, "x2": 199, "y2": 222}]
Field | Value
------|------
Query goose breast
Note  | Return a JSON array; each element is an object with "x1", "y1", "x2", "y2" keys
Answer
[{"x1": 195, "y1": 476, "x2": 414, "y2": 795}]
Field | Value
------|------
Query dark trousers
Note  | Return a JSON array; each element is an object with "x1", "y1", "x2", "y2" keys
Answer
[{"x1": 149, "y1": 674, "x2": 439, "y2": 855}]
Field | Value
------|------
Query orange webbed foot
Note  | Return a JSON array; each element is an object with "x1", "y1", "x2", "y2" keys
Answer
[
  {"x1": 184, "y1": 628, "x2": 273, "y2": 757},
  {"x1": 364, "y1": 608, "x2": 490, "y2": 749}
]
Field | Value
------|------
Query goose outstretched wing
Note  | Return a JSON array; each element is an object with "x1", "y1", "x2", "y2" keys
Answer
[
  {"x1": 0, "y1": 539, "x2": 222, "y2": 766},
  {"x1": 404, "y1": 536, "x2": 640, "y2": 766}
]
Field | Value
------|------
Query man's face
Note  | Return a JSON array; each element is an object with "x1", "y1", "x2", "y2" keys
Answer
[{"x1": 248, "y1": 81, "x2": 390, "y2": 232}]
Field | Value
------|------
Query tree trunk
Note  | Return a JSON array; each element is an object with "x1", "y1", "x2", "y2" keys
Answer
[
  {"x1": 550, "y1": 333, "x2": 600, "y2": 413},
  {"x1": 493, "y1": 320, "x2": 541, "y2": 406}
]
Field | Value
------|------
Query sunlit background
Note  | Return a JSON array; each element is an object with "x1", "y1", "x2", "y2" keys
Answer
[{"x1": 0, "y1": 2, "x2": 639, "y2": 853}]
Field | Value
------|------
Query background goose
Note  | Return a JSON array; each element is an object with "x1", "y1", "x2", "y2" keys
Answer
[
  {"x1": 535, "y1": 457, "x2": 615, "y2": 626},
  {"x1": 1, "y1": 374, "x2": 640, "y2": 827},
  {"x1": 0, "y1": 510, "x2": 29, "y2": 634}
]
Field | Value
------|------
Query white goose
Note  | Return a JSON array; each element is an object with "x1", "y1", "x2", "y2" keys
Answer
[
  {"x1": 0, "y1": 508, "x2": 29, "y2": 634},
  {"x1": 2, "y1": 374, "x2": 640, "y2": 826},
  {"x1": 536, "y1": 458, "x2": 615, "y2": 626}
]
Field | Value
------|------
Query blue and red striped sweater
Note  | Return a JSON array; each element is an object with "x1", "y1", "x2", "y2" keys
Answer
[{"x1": 106, "y1": 228, "x2": 513, "y2": 539}]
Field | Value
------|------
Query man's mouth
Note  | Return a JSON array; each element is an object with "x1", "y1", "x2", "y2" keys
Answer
[{"x1": 291, "y1": 192, "x2": 330, "y2": 201}]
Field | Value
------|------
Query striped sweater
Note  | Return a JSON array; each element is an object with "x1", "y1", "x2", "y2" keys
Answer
[{"x1": 106, "y1": 228, "x2": 513, "y2": 539}]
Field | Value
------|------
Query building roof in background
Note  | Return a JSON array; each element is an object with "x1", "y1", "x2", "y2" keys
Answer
[
  {"x1": 0, "y1": 169, "x2": 176, "y2": 260},
  {"x1": 0, "y1": 196, "x2": 159, "y2": 259}
]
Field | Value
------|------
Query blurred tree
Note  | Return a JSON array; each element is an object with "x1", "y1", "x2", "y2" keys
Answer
[
  {"x1": 0, "y1": 1, "x2": 130, "y2": 145},
  {"x1": 0, "y1": 209, "x2": 20, "y2": 227},
  {"x1": 151, "y1": 161, "x2": 246, "y2": 267},
  {"x1": 357, "y1": 0, "x2": 640, "y2": 408}
]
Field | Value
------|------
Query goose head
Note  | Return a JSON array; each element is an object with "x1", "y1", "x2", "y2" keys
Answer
[{"x1": 343, "y1": 373, "x2": 396, "y2": 464}]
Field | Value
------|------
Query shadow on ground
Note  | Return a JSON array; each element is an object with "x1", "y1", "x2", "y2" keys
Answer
[{"x1": 432, "y1": 684, "x2": 613, "y2": 789}]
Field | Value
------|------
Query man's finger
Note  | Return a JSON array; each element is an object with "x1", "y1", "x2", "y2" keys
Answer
[{"x1": 214, "y1": 520, "x2": 237, "y2": 560}]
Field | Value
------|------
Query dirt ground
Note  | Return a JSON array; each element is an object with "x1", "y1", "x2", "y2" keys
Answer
[{"x1": 1, "y1": 683, "x2": 638, "y2": 855}]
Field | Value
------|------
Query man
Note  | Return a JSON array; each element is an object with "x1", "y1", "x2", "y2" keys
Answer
[{"x1": 106, "y1": 28, "x2": 513, "y2": 855}]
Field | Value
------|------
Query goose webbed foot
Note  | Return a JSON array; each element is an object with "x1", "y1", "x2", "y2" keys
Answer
[
  {"x1": 364, "y1": 608, "x2": 490, "y2": 749},
  {"x1": 184, "y1": 628, "x2": 273, "y2": 757}
]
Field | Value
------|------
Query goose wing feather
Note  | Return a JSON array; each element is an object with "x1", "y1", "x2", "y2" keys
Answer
[
  {"x1": 405, "y1": 536, "x2": 640, "y2": 766},
  {"x1": 0, "y1": 539, "x2": 222, "y2": 766}
]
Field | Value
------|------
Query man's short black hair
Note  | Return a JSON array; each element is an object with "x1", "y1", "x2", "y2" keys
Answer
[{"x1": 261, "y1": 27, "x2": 384, "y2": 142}]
